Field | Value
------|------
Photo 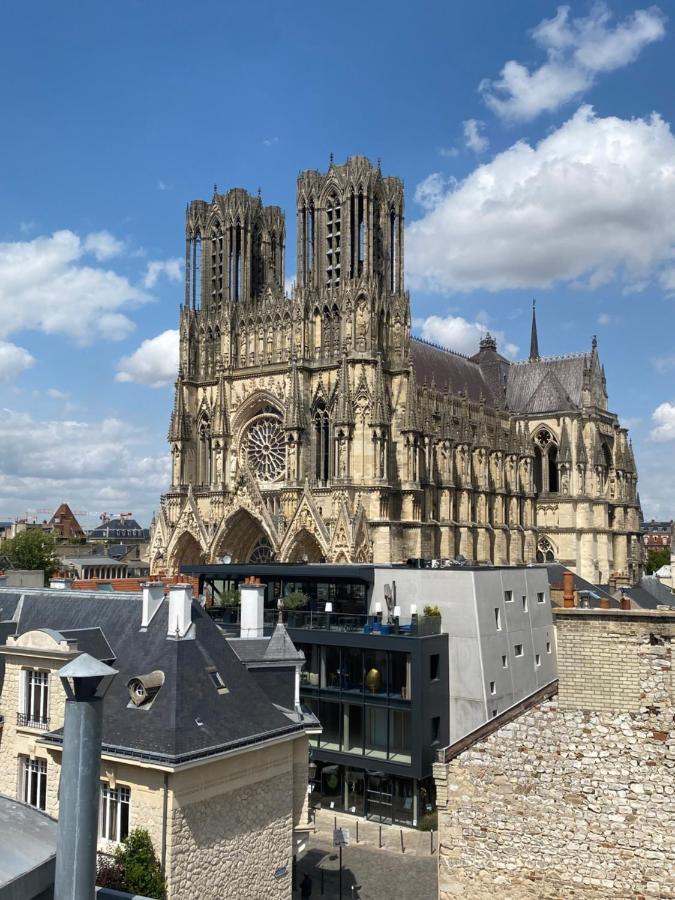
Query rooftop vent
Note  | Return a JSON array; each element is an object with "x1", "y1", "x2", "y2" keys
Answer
[{"x1": 127, "y1": 670, "x2": 165, "y2": 707}]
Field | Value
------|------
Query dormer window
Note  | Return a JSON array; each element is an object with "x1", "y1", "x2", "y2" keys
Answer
[
  {"x1": 18, "y1": 669, "x2": 50, "y2": 729},
  {"x1": 208, "y1": 669, "x2": 228, "y2": 694}
]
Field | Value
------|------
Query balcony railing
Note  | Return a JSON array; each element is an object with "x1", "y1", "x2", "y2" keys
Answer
[
  {"x1": 207, "y1": 607, "x2": 442, "y2": 636},
  {"x1": 16, "y1": 712, "x2": 51, "y2": 730}
]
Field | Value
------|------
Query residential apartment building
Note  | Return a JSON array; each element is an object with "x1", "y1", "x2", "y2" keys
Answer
[
  {"x1": 185, "y1": 560, "x2": 555, "y2": 827},
  {"x1": 0, "y1": 583, "x2": 309, "y2": 899}
]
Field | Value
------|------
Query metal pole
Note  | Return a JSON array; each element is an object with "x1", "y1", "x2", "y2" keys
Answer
[
  {"x1": 339, "y1": 845, "x2": 343, "y2": 900},
  {"x1": 54, "y1": 696, "x2": 104, "y2": 900}
]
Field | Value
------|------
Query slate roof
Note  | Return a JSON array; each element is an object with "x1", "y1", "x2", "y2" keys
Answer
[
  {"x1": 410, "y1": 339, "x2": 494, "y2": 403},
  {"x1": 58, "y1": 628, "x2": 116, "y2": 662},
  {"x1": 544, "y1": 564, "x2": 618, "y2": 607},
  {"x1": 506, "y1": 354, "x2": 590, "y2": 414},
  {"x1": 87, "y1": 518, "x2": 149, "y2": 540},
  {"x1": 623, "y1": 576, "x2": 675, "y2": 610},
  {"x1": 0, "y1": 587, "x2": 302, "y2": 764}
]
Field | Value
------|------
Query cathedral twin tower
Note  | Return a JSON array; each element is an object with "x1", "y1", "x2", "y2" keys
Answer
[{"x1": 150, "y1": 156, "x2": 642, "y2": 584}]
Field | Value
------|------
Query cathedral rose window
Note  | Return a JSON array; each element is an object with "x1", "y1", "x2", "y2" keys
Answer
[{"x1": 244, "y1": 414, "x2": 285, "y2": 482}]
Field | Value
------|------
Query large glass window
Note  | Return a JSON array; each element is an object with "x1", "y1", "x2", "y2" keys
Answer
[
  {"x1": 20, "y1": 756, "x2": 47, "y2": 810},
  {"x1": 323, "y1": 646, "x2": 340, "y2": 690},
  {"x1": 20, "y1": 669, "x2": 50, "y2": 728},
  {"x1": 364, "y1": 649, "x2": 388, "y2": 697},
  {"x1": 320, "y1": 700, "x2": 341, "y2": 750},
  {"x1": 342, "y1": 703, "x2": 364, "y2": 755},
  {"x1": 364, "y1": 706, "x2": 388, "y2": 759},
  {"x1": 388, "y1": 709, "x2": 412, "y2": 763},
  {"x1": 298, "y1": 643, "x2": 321, "y2": 688},
  {"x1": 100, "y1": 785, "x2": 130, "y2": 843},
  {"x1": 389, "y1": 652, "x2": 410, "y2": 700},
  {"x1": 341, "y1": 647, "x2": 363, "y2": 694}
]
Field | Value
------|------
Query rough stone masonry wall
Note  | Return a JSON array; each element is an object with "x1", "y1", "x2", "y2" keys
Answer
[{"x1": 434, "y1": 610, "x2": 675, "y2": 900}]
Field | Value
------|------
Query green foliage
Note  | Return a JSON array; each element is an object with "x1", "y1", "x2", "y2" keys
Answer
[
  {"x1": 1, "y1": 529, "x2": 57, "y2": 579},
  {"x1": 417, "y1": 810, "x2": 438, "y2": 831},
  {"x1": 283, "y1": 589, "x2": 308, "y2": 609},
  {"x1": 112, "y1": 828, "x2": 166, "y2": 899},
  {"x1": 422, "y1": 605, "x2": 441, "y2": 617},
  {"x1": 215, "y1": 587, "x2": 241, "y2": 607},
  {"x1": 645, "y1": 547, "x2": 670, "y2": 574}
]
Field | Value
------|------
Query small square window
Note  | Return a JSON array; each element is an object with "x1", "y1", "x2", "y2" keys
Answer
[
  {"x1": 489, "y1": 681, "x2": 496, "y2": 695},
  {"x1": 504, "y1": 590, "x2": 513, "y2": 603},
  {"x1": 494, "y1": 608, "x2": 502, "y2": 631},
  {"x1": 535, "y1": 653, "x2": 541, "y2": 667},
  {"x1": 537, "y1": 592, "x2": 545, "y2": 604},
  {"x1": 522, "y1": 595, "x2": 528, "y2": 612},
  {"x1": 514, "y1": 644, "x2": 524, "y2": 657},
  {"x1": 501, "y1": 654, "x2": 508, "y2": 669},
  {"x1": 491, "y1": 709, "x2": 498, "y2": 718},
  {"x1": 546, "y1": 640, "x2": 551, "y2": 654},
  {"x1": 429, "y1": 654, "x2": 440, "y2": 682},
  {"x1": 209, "y1": 671, "x2": 227, "y2": 691},
  {"x1": 431, "y1": 716, "x2": 440, "y2": 744}
]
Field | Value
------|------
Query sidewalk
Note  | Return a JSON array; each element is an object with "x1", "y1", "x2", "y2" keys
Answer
[{"x1": 307, "y1": 808, "x2": 437, "y2": 857}]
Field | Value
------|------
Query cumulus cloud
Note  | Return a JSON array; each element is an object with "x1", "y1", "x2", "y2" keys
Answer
[
  {"x1": 116, "y1": 329, "x2": 179, "y2": 388},
  {"x1": 0, "y1": 408, "x2": 170, "y2": 524},
  {"x1": 414, "y1": 173, "x2": 453, "y2": 211},
  {"x1": 653, "y1": 355, "x2": 675, "y2": 373},
  {"x1": 407, "y1": 106, "x2": 675, "y2": 294},
  {"x1": 46, "y1": 388, "x2": 69, "y2": 400},
  {"x1": 0, "y1": 230, "x2": 149, "y2": 344},
  {"x1": 83, "y1": 230, "x2": 124, "y2": 261},
  {"x1": 463, "y1": 119, "x2": 489, "y2": 153},
  {"x1": 0, "y1": 341, "x2": 35, "y2": 382},
  {"x1": 414, "y1": 315, "x2": 518, "y2": 358},
  {"x1": 649, "y1": 401, "x2": 675, "y2": 442},
  {"x1": 143, "y1": 258, "x2": 182, "y2": 289},
  {"x1": 480, "y1": 4, "x2": 666, "y2": 121}
]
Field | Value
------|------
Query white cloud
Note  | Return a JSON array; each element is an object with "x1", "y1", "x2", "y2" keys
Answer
[
  {"x1": 414, "y1": 173, "x2": 453, "y2": 211},
  {"x1": 46, "y1": 388, "x2": 69, "y2": 400},
  {"x1": 597, "y1": 312, "x2": 612, "y2": 325},
  {"x1": 116, "y1": 329, "x2": 179, "y2": 388},
  {"x1": 263, "y1": 136, "x2": 279, "y2": 147},
  {"x1": 649, "y1": 401, "x2": 675, "y2": 442},
  {"x1": 143, "y1": 258, "x2": 182, "y2": 289},
  {"x1": 414, "y1": 314, "x2": 518, "y2": 358},
  {"x1": 157, "y1": 180, "x2": 170, "y2": 191},
  {"x1": 438, "y1": 146, "x2": 459, "y2": 159},
  {"x1": 407, "y1": 106, "x2": 675, "y2": 294},
  {"x1": 0, "y1": 230, "x2": 149, "y2": 344},
  {"x1": 0, "y1": 408, "x2": 170, "y2": 525},
  {"x1": 0, "y1": 341, "x2": 35, "y2": 382},
  {"x1": 480, "y1": 4, "x2": 666, "y2": 122},
  {"x1": 463, "y1": 119, "x2": 489, "y2": 153},
  {"x1": 653, "y1": 355, "x2": 675, "y2": 373},
  {"x1": 83, "y1": 230, "x2": 125, "y2": 261}
]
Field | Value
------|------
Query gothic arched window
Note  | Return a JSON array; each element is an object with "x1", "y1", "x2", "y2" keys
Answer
[
  {"x1": 532, "y1": 428, "x2": 558, "y2": 495},
  {"x1": 210, "y1": 222, "x2": 223, "y2": 310},
  {"x1": 536, "y1": 537, "x2": 556, "y2": 563},
  {"x1": 325, "y1": 193, "x2": 341, "y2": 287},
  {"x1": 192, "y1": 232, "x2": 201, "y2": 309},
  {"x1": 198, "y1": 414, "x2": 211, "y2": 485},
  {"x1": 314, "y1": 401, "x2": 330, "y2": 484}
]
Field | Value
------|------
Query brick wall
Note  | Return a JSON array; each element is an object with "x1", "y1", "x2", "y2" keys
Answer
[{"x1": 434, "y1": 608, "x2": 675, "y2": 899}]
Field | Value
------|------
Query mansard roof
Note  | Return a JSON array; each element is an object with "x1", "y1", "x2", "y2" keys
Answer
[
  {"x1": 506, "y1": 353, "x2": 591, "y2": 413},
  {"x1": 410, "y1": 339, "x2": 495, "y2": 404}
]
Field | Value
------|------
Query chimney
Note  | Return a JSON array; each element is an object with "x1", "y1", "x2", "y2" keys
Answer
[
  {"x1": 50, "y1": 577, "x2": 74, "y2": 590},
  {"x1": 562, "y1": 571, "x2": 575, "y2": 608},
  {"x1": 168, "y1": 583, "x2": 193, "y2": 639},
  {"x1": 141, "y1": 582, "x2": 165, "y2": 628},
  {"x1": 599, "y1": 596, "x2": 611, "y2": 609},
  {"x1": 620, "y1": 592, "x2": 631, "y2": 611},
  {"x1": 240, "y1": 576, "x2": 265, "y2": 638}
]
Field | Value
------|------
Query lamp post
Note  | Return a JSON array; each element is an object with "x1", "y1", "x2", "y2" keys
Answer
[{"x1": 54, "y1": 653, "x2": 118, "y2": 900}]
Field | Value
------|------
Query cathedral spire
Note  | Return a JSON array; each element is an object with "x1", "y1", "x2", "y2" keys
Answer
[
  {"x1": 370, "y1": 354, "x2": 390, "y2": 427},
  {"x1": 559, "y1": 420, "x2": 572, "y2": 463},
  {"x1": 575, "y1": 424, "x2": 588, "y2": 465},
  {"x1": 169, "y1": 368, "x2": 190, "y2": 442},
  {"x1": 284, "y1": 355, "x2": 305, "y2": 432},
  {"x1": 212, "y1": 360, "x2": 230, "y2": 438},
  {"x1": 334, "y1": 352, "x2": 355, "y2": 427},
  {"x1": 529, "y1": 299, "x2": 540, "y2": 361}
]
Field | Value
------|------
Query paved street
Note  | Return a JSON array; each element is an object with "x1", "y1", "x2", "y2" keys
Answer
[{"x1": 294, "y1": 811, "x2": 437, "y2": 900}]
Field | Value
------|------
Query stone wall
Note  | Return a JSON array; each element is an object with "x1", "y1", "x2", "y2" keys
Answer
[{"x1": 434, "y1": 609, "x2": 675, "y2": 899}]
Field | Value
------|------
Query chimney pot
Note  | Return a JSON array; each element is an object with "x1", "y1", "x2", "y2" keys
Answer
[
  {"x1": 240, "y1": 581, "x2": 265, "y2": 638},
  {"x1": 141, "y1": 581, "x2": 165, "y2": 628},
  {"x1": 620, "y1": 593, "x2": 631, "y2": 611},
  {"x1": 168, "y1": 583, "x2": 193, "y2": 638},
  {"x1": 562, "y1": 571, "x2": 575, "y2": 608},
  {"x1": 599, "y1": 596, "x2": 611, "y2": 609}
]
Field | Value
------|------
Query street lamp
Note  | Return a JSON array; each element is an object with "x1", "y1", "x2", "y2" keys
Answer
[{"x1": 54, "y1": 653, "x2": 118, "y2": 900}]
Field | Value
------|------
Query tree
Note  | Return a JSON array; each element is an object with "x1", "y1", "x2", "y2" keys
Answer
[
  {"x1": 1, "y1": 529, "x2": 58, "y2": 580},
  {"x1": 112, "y1": 828, "x2": 166, "y2": 899},
  {"x1": 645, "y1": 547, "x2": 671, "y2": 575}
]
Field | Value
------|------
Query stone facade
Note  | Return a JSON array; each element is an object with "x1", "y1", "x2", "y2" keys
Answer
[
  {"x1": 433, "y1": 608, "x2": 675, "y2": 899},
  {"x1": 0, "y1": 629, "x2": 307, "y2": 900},
  {"x1": 149, "y1": 155, "x2": 641, "y2": 583}
]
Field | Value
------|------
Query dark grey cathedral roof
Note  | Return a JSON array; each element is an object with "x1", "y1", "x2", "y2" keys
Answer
[
  {"x1": 410, "y1": 339, "x2": 495, "y2": 403},
  {"x1": 505, "y1": 353, "x2": 591, "y2": 414}
]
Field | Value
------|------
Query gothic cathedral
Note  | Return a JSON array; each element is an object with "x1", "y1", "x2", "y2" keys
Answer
[{"x1": 150, "y1": 156, "x2": 642, "y2": 584}]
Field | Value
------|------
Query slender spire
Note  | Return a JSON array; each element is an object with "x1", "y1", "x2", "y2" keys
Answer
[
  {"x1": 402, "y1": 365, "x2": 421, "y2": 432},
  {"x1": 334, "y1": 353, "x2": 355, "y2": 427},
  {"x1": 529, "y1": 299, "x2": 540, "y2": 361},
  {"x1": 284, "y1": 356, "x2": 305, "y2": 431},
  {"x1": 559, "y1": 420, "x2": 572, "y2": 463},
  {"x1": 575, "y1": 423, "x2": 588, "y2": 465},
  {"x1": 370, "y1": 354, "x2": 390, "y2": 427},
  {"x1": 212, "y1": 360, "x2": 230, "y2": 438},
  {"x1": 169, "y1": 368, "x2": 190, "y2": 442}
]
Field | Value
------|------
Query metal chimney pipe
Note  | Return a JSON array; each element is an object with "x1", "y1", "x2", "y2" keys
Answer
[{"x1": 54, "y1": 654, "x2": 118, "y2": 900}]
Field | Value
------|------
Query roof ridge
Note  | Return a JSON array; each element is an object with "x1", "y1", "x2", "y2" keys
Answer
[
  {"x1": 511, "y1": 351, "x2": 589, "y2": 366},
  {"x1": 411, "y1": 335, "x2": 478, "y2": 364}
]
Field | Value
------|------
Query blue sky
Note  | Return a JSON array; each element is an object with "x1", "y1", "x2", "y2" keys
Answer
[{"x1": 0, "y1": 0, "x2": 674, "y2": 526}]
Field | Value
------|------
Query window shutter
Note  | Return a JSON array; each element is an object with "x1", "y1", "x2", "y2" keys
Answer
[{"x1": 18, "y1": 669, "x2": 26, "y2": 716}]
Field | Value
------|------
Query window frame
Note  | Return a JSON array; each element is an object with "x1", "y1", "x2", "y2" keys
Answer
[
  {"x1": 20, "y1": 756, "x2": 47, "y2": 811},
  {"x1": 99, "y1": 784, "x2": 131, "y2": 844}
]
